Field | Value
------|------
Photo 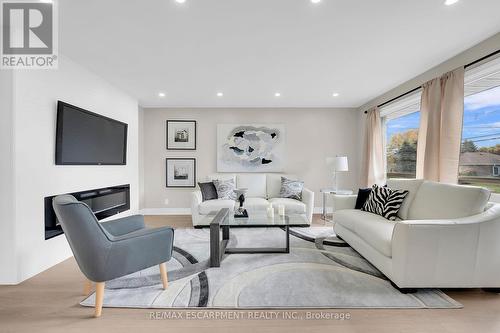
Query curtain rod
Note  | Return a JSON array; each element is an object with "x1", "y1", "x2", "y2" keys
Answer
[{"x1": 364, "y1": 48, "x2": 500, "y2": 114}]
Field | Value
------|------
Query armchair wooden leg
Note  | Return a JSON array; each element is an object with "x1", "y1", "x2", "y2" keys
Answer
[
  {"x1": 159, "y1": 263, "x2": 169, "y2": 290},
  {"x1": 94, "y1": 282, "x2": 105, "y2": 318},
  {"x1": 83, "y1": 279, "x2": 93, "y2": 296}
]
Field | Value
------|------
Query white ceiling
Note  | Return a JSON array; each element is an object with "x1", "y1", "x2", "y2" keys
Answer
[{"x1": 59, "y1": 0, "x2": 500, "y2": 108}]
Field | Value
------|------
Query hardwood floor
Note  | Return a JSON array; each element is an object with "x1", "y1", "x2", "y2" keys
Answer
[{"x1": 1, "y1": 214, "x2": 500, "y2": 333}]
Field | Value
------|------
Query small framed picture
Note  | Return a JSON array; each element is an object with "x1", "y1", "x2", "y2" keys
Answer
[
  {"x1": 166, "y1": 158, "x2": 196, "y2": 188},
  {"x1": 166, "y1": 120, "x2": 197, "y2": 150}
]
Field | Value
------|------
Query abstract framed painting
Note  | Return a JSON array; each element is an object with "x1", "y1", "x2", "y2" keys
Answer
[
  {"x1": 166, "y1": 158, "x2": 196, "y2": 188},
  {"x1": 166, "y1": 120, "x2": 197, "y2": 150},
  {"x1": 217, "y1": 124, "x2": 285, "y2": 172}
]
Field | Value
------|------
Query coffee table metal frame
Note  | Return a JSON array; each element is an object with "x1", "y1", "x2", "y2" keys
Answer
[{"x1": 209, "y1": 208, "x2": 294, "y2": 267}]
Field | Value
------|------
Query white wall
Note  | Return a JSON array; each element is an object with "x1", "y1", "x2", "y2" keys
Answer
[
  {"x1": 141, "y1": 108, "x2": 360, "y2": 210},
  {"x1": 360, "y1": 33, "x2": 500, "y2": 111},
  {"x1": 5, "y1": 55, "x2": 139, "y2": 283},
  {"x1": 0, "y1": 71, "x2": 17, "y2": 284}
]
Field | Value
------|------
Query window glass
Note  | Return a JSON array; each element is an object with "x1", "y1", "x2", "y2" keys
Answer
[
  {"x1": 386, "y1": 112, "x2": 420, "y2": 179},
  {"x1": 459, "y1": 85, "x2": 500, "y2": 193}
]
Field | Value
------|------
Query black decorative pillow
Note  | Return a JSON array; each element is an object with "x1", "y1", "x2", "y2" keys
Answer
[
  {"x1": 361, "y1": 184, "x2": 408, "y2": 221},
  {"x1": 198, "y1": 182, "x2": 218, "y2": 201},
  {"x1": 279, "y1": 177, "x2": 304, "y2": 200},
  {"x1": 355, "y1": 188, "x2": 372, "y2": 209},
  {"x1": 213, "y1": 178, "x2": 237, "y2": 200}
]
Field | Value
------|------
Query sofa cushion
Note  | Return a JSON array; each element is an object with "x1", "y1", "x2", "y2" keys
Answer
[
  {"x1": 334, "y1": 209, "x2": 395, "y2": 257},
  {"x1": 199, "y1": 199, "x2": 236, "y2": 215},
  {"x1": 213, "y1": 178, "x2": 237, "y2": 200},
  {"x1": 244, "y1": 198, "x2": 270, "y2": 210},
  {"x1": 279, "y1": 177, "x2": 304, "y2": 200},
  {"x1": 408, "y1": 181, "x2": 491, "y2": 220},
  {"x1": 236, "y1": 174, "x2": 267, "y2": 198},
  {"x1": 386, "y1": 179, "x2": 424, "y2": 219},
  {"x1": 268, "y1": 198, "x2": 306, "y2": 214},
  {"x1": 198, "y1": 182, "x2": 218, "y2": 201},
  {"x1": 354, "y1": 188, "x2": 372, "y2": 209},
  {"x1": 361, "y1": 185, "x2": 408, "y2": 221},
  {"x1": 267, "y1": 174, "x2": 297, "y2": 199}
]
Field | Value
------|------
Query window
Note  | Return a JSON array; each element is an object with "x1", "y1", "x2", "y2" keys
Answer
[
  {"x1": 459, "y1": 56, "x2": 500, "y2": 193},
  {"x1": 381, "y1": 92, "x2": 421, "y2": 179}
]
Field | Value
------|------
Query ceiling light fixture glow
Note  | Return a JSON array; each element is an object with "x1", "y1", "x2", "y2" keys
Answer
[
  {"x1": 310, "y1": 0, "x2": 322, "y2": 3},
  {"x1": 274, "y1": 92, "x2": 281, "y2": 97},
  {"x1": 332, "y1": 93, "x2": 340, "y2": 97},
  {"x1": 175, "y1": 0, "x2": 186, "y2": 4},
  {"x1": 158, "y1": 92, "x2": 166, "y2": 97},
  {"x1": 445, "y1": 0, "x2": 459, "y2": 5},
  {"x1": 217, "y1": 92, "x2": 224, "y2": 97}
]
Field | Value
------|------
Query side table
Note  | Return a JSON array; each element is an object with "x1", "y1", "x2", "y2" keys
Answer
[{"x1": 320, "y1": 188, "x2": 354, "y2": 221}]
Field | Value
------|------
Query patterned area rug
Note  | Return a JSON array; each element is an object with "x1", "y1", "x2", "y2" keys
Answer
[{"x1": 81, "y1": 227, "x2": 462, "y2": 309}]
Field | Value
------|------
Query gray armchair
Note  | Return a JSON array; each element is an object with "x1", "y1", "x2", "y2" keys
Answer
[{"x1": 52, "y1": 195, "x2": 174, "y2": 317}]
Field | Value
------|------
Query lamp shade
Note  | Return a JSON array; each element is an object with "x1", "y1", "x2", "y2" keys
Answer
[{"x1": 335, "y1": 156, "x2": 349, "y2": 172}]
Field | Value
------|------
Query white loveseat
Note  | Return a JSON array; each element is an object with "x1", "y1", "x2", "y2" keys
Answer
[
  {"x1": 191, "y1": 173, "x2": 314, "y2": 227},
  {"x1": 333, "y1": 179, "x2": 500, "y2": 290}
]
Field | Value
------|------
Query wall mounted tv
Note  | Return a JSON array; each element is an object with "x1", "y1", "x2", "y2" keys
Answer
[{"x1": 55, "y1": 101, "x2": 128, "y2": 165}]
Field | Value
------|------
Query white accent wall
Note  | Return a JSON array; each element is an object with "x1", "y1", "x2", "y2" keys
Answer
[
  {"x1": 141, "y1": 107, "x2": 361, "y2": 210},
  {"x1": 0, "y1": 55, "x2": 139, "y2": 284},
  {"x1": 0, "y1": 71, "x2": 17, "y2": 284}
]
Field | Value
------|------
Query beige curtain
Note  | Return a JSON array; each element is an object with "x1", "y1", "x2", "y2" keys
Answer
[
  {"x1": 416, "y1": 67, "x2": 465, "y2": 183},
  {"x1": 362, "y1": 107, "x2": 385, "y2": 187}
]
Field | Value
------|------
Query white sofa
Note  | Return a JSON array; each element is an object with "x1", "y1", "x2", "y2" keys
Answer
[
  {"x1": 333, "y1": 179, "x2": 500, "y2": 290},
  {"x1": 191, "y1": 173, "x2": 314, "y2": 227}
]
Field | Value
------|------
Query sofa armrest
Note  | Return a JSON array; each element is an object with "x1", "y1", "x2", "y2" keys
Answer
[
  {"x1": 391, "y1": 205, "x2": 500, "y2": 287},
  {"x1": 301, "y1": 188, "x2": 314, "y2": 223},
  {"x1": 333, "y1": 194, "x2": 358, "y2": 210},
  {"x1": 191, "y1": 190, "x2": 203, "y2": 215}
]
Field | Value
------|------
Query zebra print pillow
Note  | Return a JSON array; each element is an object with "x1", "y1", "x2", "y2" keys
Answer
[
  {"x1": 361, "y1": 184, "x2": 408, "y2": 221},
  {"x1": 213, "y1": 179, "x2": 237, "y2": 200},
  {"x1": 279, "y1": 177, "x2": 304, "y2": 200}
]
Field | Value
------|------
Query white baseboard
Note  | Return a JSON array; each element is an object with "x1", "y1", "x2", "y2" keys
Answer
[
  {"x1": 141, "y1": 207, "x2": 330, "y2": 215},
  {"x1": 140, "y1": 208, "x2": 191, "y2": 215}
]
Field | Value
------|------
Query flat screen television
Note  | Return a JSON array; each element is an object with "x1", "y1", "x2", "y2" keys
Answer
[{"x1": 55, "y1": 101, "x2": 128, "y2": 165}]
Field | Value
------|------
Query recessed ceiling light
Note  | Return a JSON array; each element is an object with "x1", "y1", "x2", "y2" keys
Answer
[
  {"x1": 310, "y1": 0, "x2": 322, "y2": 3},
  {"x1": 332, "y1": 93, "x2": 340, "y2": 97},
  {"x1": 274, "y1": 92, "x2": 281, "y2": 97},
  {"x1": 158, "y1": 92, "x2": 166, "y2": 98},
  {"x1": 175, "y1": 0, "x2": 186, "y2": 3},
  {"x1": 445, "y1": 0, "x2": 459, "y2": 5},
  {"x1": 217, "y1": 92, "x2": 224, "y2": 97}
]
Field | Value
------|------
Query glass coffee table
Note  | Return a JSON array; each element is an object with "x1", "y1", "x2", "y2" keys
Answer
[{"x1": 205, "y1": 208, "x2": 309, "y2": 267}]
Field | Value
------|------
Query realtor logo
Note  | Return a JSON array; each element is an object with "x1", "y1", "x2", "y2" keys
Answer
[{"x1": 1, "y1": 0, "x2": 58, "y2": 69}]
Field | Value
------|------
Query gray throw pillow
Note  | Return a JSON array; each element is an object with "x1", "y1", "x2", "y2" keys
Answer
[
  {"x1": 213, "y1": 178, "x2": 237, "y2": 200},
  {"x1": 198, "y1": 182, "x2": 218, "y2": 201},
  {"x1": 279, "y1": 177, "x2": 304, "y2": 200}
]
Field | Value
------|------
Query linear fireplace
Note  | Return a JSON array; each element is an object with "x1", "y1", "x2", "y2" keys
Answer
[{"x1": 44, "y1": 184, "x2": 130, "y2": 240}]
